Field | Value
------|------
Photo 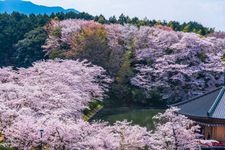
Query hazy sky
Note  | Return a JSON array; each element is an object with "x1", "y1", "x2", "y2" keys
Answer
[{"x1": 26, "y1": 0, "x2": 225, "y2": 31}]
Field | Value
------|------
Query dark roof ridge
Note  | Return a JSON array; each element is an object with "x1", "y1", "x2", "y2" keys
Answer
[
  {"x1": 207, "y1": 87, "x2": 225, "y2": 117},
  {"x1": 172, "y1": 86, "x2": 223, "y2": 107}
]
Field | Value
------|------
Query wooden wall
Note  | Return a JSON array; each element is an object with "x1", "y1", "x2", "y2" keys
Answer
[{"x1": 203, "y1": 126, "x2": 225, "y2": 141}]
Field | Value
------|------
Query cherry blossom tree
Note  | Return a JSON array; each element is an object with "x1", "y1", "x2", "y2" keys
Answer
[
  {"x1": 152, "y1": 107, "x2": 200, "y2": 150},
  {"x1": 210, "y1": 31, "x2": 225, "y2": 39}
]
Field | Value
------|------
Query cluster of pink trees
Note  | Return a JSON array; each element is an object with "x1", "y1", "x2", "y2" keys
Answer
[
  {"x1": 4, "y1": 118, "x2": 153, "y2": 149},
  {"x1": 43, "y1": 19, "x2": 225, "y2": 102},
  {"x1": 0, "y1": 59, "x2": 110, "y2": 120},
  {"x1": 0, "y1": 59, "x2": 200, "y2": 149},
  {"x1": 131, "y1": 30, "x2": 225, "y2": 102},
  {"x1": 0, "y1": 59, "x2": 110, "y2": 149},
  {"x1": 210, "y1": 31, "x2": 225, "y2": 39}
]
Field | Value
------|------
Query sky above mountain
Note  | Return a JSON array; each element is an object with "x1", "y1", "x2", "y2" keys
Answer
[
  {"x1": 0, "y1": 0, "x2": 78, "y2": 14},
  {"x1": 22, "y1": 0, "x2": 225, "y2": 31}
]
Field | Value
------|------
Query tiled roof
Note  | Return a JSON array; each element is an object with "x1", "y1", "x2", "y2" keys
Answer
[
  {"x1": 211, "y1": 87, "x2": 225, "y2": 119},
  {"x1": 174, "y1": 87, "x2": 225, "y2": 119}
]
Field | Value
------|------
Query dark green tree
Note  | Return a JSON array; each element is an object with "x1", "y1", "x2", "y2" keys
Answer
[
  {"x1": 95, "y1": 14, "x2": 107, "y2": 24},
  {"x1": 109, "y1": 16, "x2": 117, "y2": 24},
  {"x1": 14, "y1": 27, "x2": 48, "y2": 67},
  {"x1": 118, "y1": 14, "x2": 129, "y2": 25}
]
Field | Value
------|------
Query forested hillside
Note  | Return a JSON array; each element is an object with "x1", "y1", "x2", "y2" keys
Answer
[
  {"x1": 0, "y1": 11, "x2": 221, "y2": 149},
  {"x1": 0, "y1": 12, "x2": 214, "y2": 67},
  {"x1": 0, "y1": 12, "x2": 221, "y2": 106}
]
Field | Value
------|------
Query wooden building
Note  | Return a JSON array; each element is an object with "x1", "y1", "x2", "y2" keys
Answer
[{"x1": 175, "y1": 87, "x2": 225, "y2": 142}]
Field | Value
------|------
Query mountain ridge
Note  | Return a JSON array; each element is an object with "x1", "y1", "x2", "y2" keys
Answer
[{"x1": 0, "y1": 0, "x2": 79, "y2": 14}]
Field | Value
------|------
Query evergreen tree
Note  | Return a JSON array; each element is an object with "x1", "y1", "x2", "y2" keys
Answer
[
  {"x1": 14, "y1": 27, "x2": 48, "y2": 67},
  {"x1": 109, "y1": 16, "x2": 117, "y2": 24}
]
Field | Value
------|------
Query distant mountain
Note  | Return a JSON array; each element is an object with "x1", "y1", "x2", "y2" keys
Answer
[{"x1": 0, "y1": 0, "x2": 79, "y2": 14}]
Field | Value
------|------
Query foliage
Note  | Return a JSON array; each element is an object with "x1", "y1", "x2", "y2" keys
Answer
[
  {"x1": 0, "y1": 85, "x2": 200, "y2": 150},
  {"x1": 0, "y1": 12, "x2": 220, "y2": 106},
  {"x1": 69, "y1": 21, "x2": 111, "y2": 71},
  {"x1": 0, "y1": 12, "x2": 50, "y2": 67},
  {"x1": 152, "y1": 107, "x2": 200, "y2": 150},
  {"x1": 131, "y1": 29, "x2": 225, "y2": 103},
  {"x1": 0, "y1": 58, "x2": 199, "y2": 148},
  {"x1": 14, "y1": 27, "x2": 48, "y2": 67},
  {"x1": 0, "y1": 58, "x2": 155, "y2": 149},
  {"x1": 108, "y1": 49, "x2": 135, "y2": 106},
  {"x1": 0, "y1": 59, "x2": 110, "y2": 122},
  {"x1": 210, "y1": 31, "x2": 225, "y2": 39},
  {"x1": 44, "y1": 19, "x2": 225, "y2": 105},
  {"x1": 197, "y1": 52, "x2": 207, "y2": 62},
  {"x1": 0, "y1": 59, "x2": 113, "y2": 149},
  {"x1": 0, "y1": 11, "x2": 213, "y2": 68},
  {"x1": 4, "y1": 119, "x2": 155, "y2": 150},
  {"x1": 82, "y1": 100, "x2": 104, "y2": 121},
  {"x1": 0, "y1": 146, "x2": 14, "y2": 150},
  {"x1": 0, "y1": 11, "x2": 211, "y2": 149},
  {"x1": 0, "y1": 72, "x2": 200, "y2": 150}
]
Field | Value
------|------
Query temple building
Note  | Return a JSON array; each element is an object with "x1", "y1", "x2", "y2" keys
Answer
[{"x1": 175, "y1": 86, "x2": 225, "y2": 142}]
